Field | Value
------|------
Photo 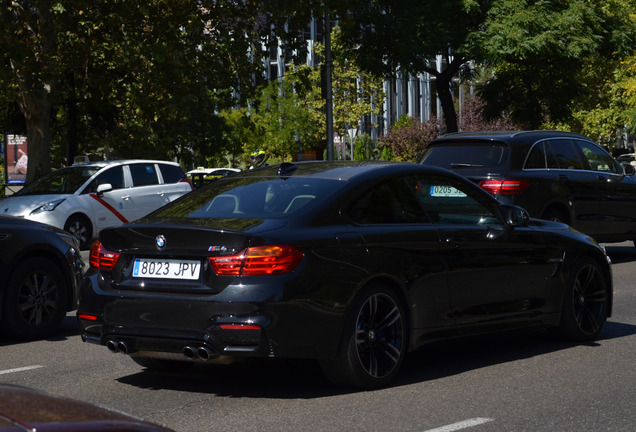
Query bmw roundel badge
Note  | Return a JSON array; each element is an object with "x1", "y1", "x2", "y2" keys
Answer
[{"x1": 155, "y1": 235, "x2": 166, "y2": 250}]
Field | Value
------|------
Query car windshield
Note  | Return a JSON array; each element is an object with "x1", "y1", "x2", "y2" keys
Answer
[
  {"x1": 16, "y1": 166, "x2": 101, "y2": 195},
  {"x1": 151, "y1": 176, "x2": 341, "y2": 219},
  {"x1": 420, "y1": 143, "x2": 508, "y2": 169}
]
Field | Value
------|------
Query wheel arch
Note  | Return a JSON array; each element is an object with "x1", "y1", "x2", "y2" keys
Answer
[
  {"x1": 540, "y1": 201, "x2": 571, "y2": 224},
  {"x1": 347, "y1": 274, "x2": 412, "y2": 345},
  {"x1": 559, "y1": 250, "x2": 613, "y2": 318},
  {"x1": 64, "y1": 212, "x2": 94, "y2": 248},
  {"x1": 0, "y1": 248, "x2": 77, "y2": 322}
]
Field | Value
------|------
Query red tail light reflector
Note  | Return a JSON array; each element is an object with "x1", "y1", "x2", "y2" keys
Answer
[
  {"x1": 78, "y1": 314, "x2": 98, "y2": 321},
  {"x1": 89, "y1": 240, "x2": 121, "y2": 270},
  {"x1": 209, "y1": 244, "x2": 303, "y2": 276},
  {"x1": 479, "y1": 179, "x2": 529, "y2": 195},
  {"x1": 220, "y1": 324, "x2": 261, "y2": 330}
]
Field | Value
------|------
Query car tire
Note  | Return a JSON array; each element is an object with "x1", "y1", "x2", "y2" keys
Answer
[
  {"x1": 130, "y1": 354, "x2": 192, "y2": 371},
  {"x1": 2, "y1": 257, "x2": 68, "y2": 339},
  {"x1": 553, "y1": 256, "x2": 609, "y2": 341},
  {"x1": 320, "y1": 282, "x2": 407, "y2": 389},
  {"x1": 64, "y1": 215, "x2": 93, "y2": 250}
]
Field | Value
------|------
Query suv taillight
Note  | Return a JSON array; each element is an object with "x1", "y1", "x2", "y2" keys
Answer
[
  {"x1": 89, "y1": 240, "x2": 121, "y2": 270},
  {"x1": 479, "y1": 179, "x2": 529, "y2": 195},
  {"x1": 209, "y1": 244, "x2": 304, "y2": 276}
]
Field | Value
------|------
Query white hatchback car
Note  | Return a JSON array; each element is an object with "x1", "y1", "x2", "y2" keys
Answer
[{"x1": 0, "y1": 160, "x2": 193, "y2": 249}]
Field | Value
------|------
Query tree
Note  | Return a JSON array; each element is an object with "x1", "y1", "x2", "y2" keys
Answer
[
  {"x1": 0, "y1": 1, "x2": 267, "y2": 182},
  {"x1": 244, "y1": 25, "x2": 385, "y2": 161},
  {"x1": 334, "y1": 0, "x2": 493, "y2": 133},
  {"x1": 475, "y1": 0, "x2": 636, "y2": 131}
]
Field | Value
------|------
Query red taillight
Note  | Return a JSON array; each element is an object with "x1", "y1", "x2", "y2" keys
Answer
[
  {"x1": 479, "y1": 179, "x2": 529, "y2": 195},
  {"x1": 89, "y1": 240, "x2": 121, "y2": 270},
  {"x1": 78, "y1": 314, "x2": 98, "y2": 321},
  {"x1": 209, "y1": 244, "x2": 303, "y2": 276},
  {"x1": 180, "y1": 177, "x2": 194, "y2": 190}
]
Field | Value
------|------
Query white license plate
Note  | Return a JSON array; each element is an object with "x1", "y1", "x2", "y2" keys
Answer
[
  {"x1": 430, "y1": 185, "x2": 466, "y2": 197},
  {"x1": 132, "y1": 258, "x2": 200, "y2": 280}
]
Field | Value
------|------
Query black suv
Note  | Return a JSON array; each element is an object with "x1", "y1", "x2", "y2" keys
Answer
[{"x1": 418, "y1": 130, "x2": 636, "y2": 244}]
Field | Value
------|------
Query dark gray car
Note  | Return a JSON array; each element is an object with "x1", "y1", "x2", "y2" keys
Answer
[
  {"x1": 0, "y1": 216, "x2": 83, "y2": 339},
  {"x1": 418, "y1": 130, "x2": 636, "y2": 245}
]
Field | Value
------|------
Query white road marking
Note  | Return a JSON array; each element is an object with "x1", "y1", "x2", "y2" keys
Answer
[
  {"x1": 0, "y1": 365, "x2": 43, "y2": 375},
  {"x1": 424, "y1": 418, "x2": 494, "y2": 432}
]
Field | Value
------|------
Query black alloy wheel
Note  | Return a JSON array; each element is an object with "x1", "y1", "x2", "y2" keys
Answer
[
  {"x1": 64, "y1": 215, "x2": 92, "y2": 250},
  {"x1": 554, "y1": 256, "x2": 608, "y2": 341},
  {"x1": 2, "y1": 257, "x2": 68, "y2": 339},
  {"x1": 321, "y1": 282, "x2": 407, "y2": 389}
]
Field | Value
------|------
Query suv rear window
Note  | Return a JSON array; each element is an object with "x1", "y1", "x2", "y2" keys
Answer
[{"x1": 419, "y1": 143, "x2": 508, "y2": 170}]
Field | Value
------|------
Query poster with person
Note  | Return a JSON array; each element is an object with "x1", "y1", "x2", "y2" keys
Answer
[{"x1": 5, "y1": 134, "x2": 27, "y2": 184}]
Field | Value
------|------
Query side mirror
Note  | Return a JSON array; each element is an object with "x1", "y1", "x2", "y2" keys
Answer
[
  {"x1": 96, "y1": 183, "x2": 113, "y2": 196},
  {"x1": 621, "y1": 162, "x2": 636, "y2": 176},
  {"x1": 501, "y1": 204, "x2": 530, "y2": 226}
]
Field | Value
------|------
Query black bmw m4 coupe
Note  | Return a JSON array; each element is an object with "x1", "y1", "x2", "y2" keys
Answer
[{"x1": 77, "y1": 161, "x2": 612, "y2": 389}]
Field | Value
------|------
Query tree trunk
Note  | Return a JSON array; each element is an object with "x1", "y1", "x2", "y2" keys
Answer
[
  {"x1": 19, "y1": 92, "x2": 53, "y2": 183},
  {"x1": 425, "y1": 55, "x2": 465, "y2": 134},
  {"x1": 435, "y1": 78, "x2": 458, "y2": 133}
]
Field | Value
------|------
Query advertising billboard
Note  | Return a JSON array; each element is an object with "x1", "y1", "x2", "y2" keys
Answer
[{"x1": 5, "y1": 134, "x2": 28, "y2": 184}]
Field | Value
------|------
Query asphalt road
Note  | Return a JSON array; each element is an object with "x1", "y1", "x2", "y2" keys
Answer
[{"x1": 1, "y1": 243, "x2": 636, "y2": 431}]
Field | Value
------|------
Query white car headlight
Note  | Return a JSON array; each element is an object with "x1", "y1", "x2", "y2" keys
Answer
[{"x1": 30, "y1": 198, "x2": 66, "y2": 215}]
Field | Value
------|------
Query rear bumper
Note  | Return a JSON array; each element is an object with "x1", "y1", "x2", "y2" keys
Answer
[{"x1": 77, "y1": 272, "x2": 345, "y2": 361}]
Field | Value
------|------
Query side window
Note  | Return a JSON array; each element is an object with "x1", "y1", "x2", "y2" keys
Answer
[
  {"x1": 411, "y1": 174, "x2": 500, "y2": 226},
  {"x1": 525, "y1": 141, "x2": 560, "y2": 169},
  {"x1": 525, "y1": 142, "x2": 547, "y2": 169},
  {"x1": 347, "y1": 178, "x2": 430, "y2": 224},
  {"x1": 129, "y1": 163, "x2": 159, "y2": 186},
  {"x1": 546, "y1": 139, "x2": 584, "y2": 170},
  {"x1": 159, "y1": 163, "x2": 186, "y2": 183},
  {"x1": 577, "y1": 140, "x2": 619, "y2": 174},
  {"x1": 83, "y1": 166, "x2": 124, "y2": 193}
]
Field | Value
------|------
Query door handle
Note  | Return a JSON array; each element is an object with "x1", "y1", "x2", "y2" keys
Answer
[
  {"x1": 121, "y1": 195, "x2": 131, "y2": 200},
  {"x1": 558, "y1": 174, "x2": 569, "y2": 181}
]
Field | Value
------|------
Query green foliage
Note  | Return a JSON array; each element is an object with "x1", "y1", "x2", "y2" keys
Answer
[
  {"x1": 251, "y1": 66, "x2": 320, "y2": 161},
  {"x1": 0, "y1": 0, "x2": 267, "y2": 179},
  {"x1": 476, "y1": 0, "x2": 636, "y2": 131},
  {"x1": 353, "y1": 134, "x2": 379, "y2": 161},
  {"x1": 379, "y1": 115, "x2": 443, "y2": 162},
  {"x1": 227, "y1": 25, "x2": 385, "y2": 162}
]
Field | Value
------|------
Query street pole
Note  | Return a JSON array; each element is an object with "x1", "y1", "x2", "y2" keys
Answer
[{"x1": 325, "y1": 13, "x2": 334, "y2": 161}]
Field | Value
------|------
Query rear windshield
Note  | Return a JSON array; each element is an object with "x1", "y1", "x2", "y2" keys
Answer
[
  {"x1": 419, "y1": 143, "x2": 509, "y2": 170},
  {"x1": 16, "y1": 166, "x2": 101, "y2": 195},
  {"x1": 150, "y1": 176, "x2": 342, "y2": 219}
]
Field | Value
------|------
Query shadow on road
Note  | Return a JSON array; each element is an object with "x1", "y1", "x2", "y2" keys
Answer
[{"x1": 114, "y1": 319, "x2": 636, "y2": 399}]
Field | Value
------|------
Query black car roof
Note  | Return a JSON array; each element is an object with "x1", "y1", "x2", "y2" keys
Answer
[
  {"x1": 431, "y1": 130, "x2": 591, "y2": 144},
  {"x1": 230, "y1": 160, "x2": 453, "y2": 182}
]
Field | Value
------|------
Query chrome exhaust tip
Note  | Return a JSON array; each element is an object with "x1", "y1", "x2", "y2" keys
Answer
[
  {"x1": 197, "y1": 346, "x2": 213, "y2": 361},
  {"x1": 117, "y1": 341, "x2": 129, "y2": 354},
  {"x1": 183, "y1": 346, "x2": 197, "y2": 360},
  {"x1": 106, "y1": 340, "x2": 119, "y2": 353}
]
